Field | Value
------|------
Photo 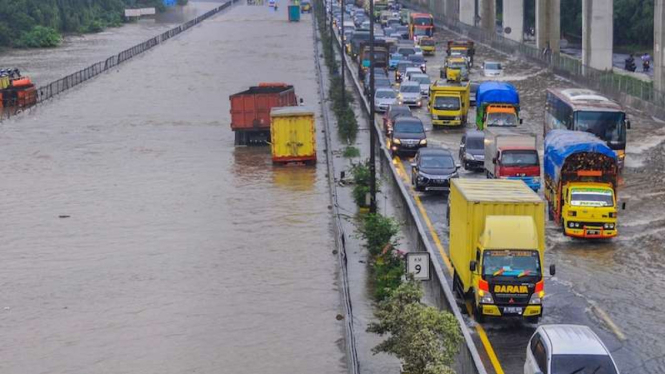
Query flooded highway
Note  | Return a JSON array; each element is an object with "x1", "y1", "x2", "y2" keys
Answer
[{"x1": 0, "y1": 3, "x2": 345, "y2": 374}]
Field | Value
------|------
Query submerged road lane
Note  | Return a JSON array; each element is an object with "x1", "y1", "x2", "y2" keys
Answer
[{"x1": 0, "y1": 3, "x2": 345, "y2": 374}]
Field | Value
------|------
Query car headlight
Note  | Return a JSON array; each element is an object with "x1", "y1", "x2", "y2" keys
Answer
[
  {"x1": 479, "y1": 290, "x2": 494, "y2": 304},
  {"x1": 419, "y1": 139, "x2": 427, "y2": 145},
  {"x1": 465, "y1": 152, "x2": 474, "y2": 160},
  {"x1": 393, "y1": 138, "x2": 401, "y2": 144}
]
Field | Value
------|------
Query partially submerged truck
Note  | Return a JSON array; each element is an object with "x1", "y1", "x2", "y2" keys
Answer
[
  {"x1": 449, "y1": 179, "x2": 553, "y2": 323},
  {"x1": 229, "y1": 83, "x2": 298, "y2": 145},
  {"x1": 428, "y1": 79, "x2": 470, "y2": 127},
  {"x1": 440, "y1": 56, "x2": 469, "y2": 81},
  {"x1": 484, "y1": 128, "x2": 541, "y2": 191},
  {"x1": 544, "y1": 130, "x2": 620, "y2": 238},
  {"x1": 476, "y1": 82, "x2": 521, "y2": 130}
]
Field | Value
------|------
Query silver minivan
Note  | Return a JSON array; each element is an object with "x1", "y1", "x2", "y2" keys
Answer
[{"x1": 524, "y1": 325, "x2": 620, "y2": 374}]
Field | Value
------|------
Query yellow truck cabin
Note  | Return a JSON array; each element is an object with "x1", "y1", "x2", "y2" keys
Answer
[
  {"x1": 270, "y1": 107, "x2": 317, "y2": 165},
  {"x1": 428, "y1": 80, "x2": 470, "y2": 126},
  {"x1": 448, "y1": 179, "x2": 553, "y2": 323}
]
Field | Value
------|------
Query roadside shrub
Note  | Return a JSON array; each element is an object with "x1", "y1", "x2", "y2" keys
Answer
[
  {"x1": 343, "y1": 146, "x2": 360, "y2": 158},
  {"x1": 373, "y1": 249, "x2": 404, "y2": 300},
  {"x1": 359, "y1": 213, "x2": 400, "y2": 256},
  {"x1": 17, "y1": 26, "x2": 61, "y2": 48},
  {"x1": 368, "y1": 278, "x2": 463, "y2": 374}
]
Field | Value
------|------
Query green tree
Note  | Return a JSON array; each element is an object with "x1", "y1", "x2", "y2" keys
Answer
[{"x1": 368, "y1": 279, "x2": 463, "y2": 374}]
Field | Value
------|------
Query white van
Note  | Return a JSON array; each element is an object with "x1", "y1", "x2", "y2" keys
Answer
[{"x1": 524, "y1": 325, "x2": 620, "y2": 374}]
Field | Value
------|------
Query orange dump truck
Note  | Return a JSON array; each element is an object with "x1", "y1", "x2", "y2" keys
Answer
[{"x1": 0, "y1": 70, "x2": 37, "y2": 109}]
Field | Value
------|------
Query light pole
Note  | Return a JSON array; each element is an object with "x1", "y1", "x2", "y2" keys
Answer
[
  {"x1": 368, "y1": 0, "x2": 377, "y2": 214},
  {"x1": 340, "y1": 0, "x2": 345, "y2": 104},
  {"x1": 329, "y1": 0, "x2": 334, "y2": 60}
]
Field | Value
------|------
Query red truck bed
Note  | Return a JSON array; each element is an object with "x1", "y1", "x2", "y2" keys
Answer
[{"x1": 229, "y1": 83, "x2": 297, "y2": 132}]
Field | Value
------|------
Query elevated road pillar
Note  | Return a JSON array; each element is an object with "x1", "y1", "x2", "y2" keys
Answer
[
  {"x1": 503, "y1": 0, "x2": 524, "y2": 42},
  {"x1": 480, "y1": 0, "x2": 496, "y2": 33},
  {"x1": 536, "y1": 0, "x2": 560, "y2": 52},
  {"x1": 459, "y1": 0, "x2": 475, "y2": 26},
  {"x1": 582, "y1": 0, "x2": 613, "y2": 70},
  {"x1": 655, "y1": 0, "x2": 665, "y2": 92}
]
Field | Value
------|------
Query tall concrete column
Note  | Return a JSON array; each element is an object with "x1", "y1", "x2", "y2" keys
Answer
[
  {"x1": 582, "y1": 0, "x2": 613, "y2": 70},
  {"x1": 536, "y1": 0, "x2": 560, "y2": 52},
  {"x1": 655, "y1": 0, "x2": 665, "y2": 92},
  {"x1": 480, "y1": 0, "x2": 496, "y2": 32},
  {"x1": 459, "y1": 0, "x2": 475, "y2": 26},
  {"x1": 503, "y1": 0, "x2": 524, "y2": 42},
  {"x1": 446, "y1": 0, "x2": 459, "y2": 20}
]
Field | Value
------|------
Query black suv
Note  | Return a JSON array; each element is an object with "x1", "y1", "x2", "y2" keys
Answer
[
  {"x1": 411, "y1": 148, "x2": 459, "y2": 192},
  {"x1": 459, "y1": 130, "x2": 485, "y2": 171},
  {"x1": 389, "y1": 116, "x2": 426, "y2": 157}
]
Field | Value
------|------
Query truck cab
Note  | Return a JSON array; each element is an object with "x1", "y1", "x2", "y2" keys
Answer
[
  {"x1": 484, "y1": 104, "x2": 520, "y2": 127},
  {"x1": 484, "y1": 129, "x2": 541, "y2": 192},
  {"x1": 560, "y1": 182, "x2": 618, "y2": 238},
  {"x1": 428, "y1": 80, "x2": 470, "y2": 127},
  {"x1": 476, "y1": 82, "x2": 520, "y2": 130},
  {"x1": 440, "y1": 57, "x2": 469, "y2": 81}
]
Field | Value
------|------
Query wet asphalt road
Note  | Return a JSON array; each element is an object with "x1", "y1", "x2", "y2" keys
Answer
[
  {"x1": 345, "y1": 16, "x2": 665, "y2": 374},
  {"x1": 0, "y1": 3, "x2": 346, "y2": 373}
]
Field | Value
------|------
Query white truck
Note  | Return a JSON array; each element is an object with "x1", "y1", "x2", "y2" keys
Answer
[{"x1": 484, "y1": 129, "x2": 541, "y2": 192}]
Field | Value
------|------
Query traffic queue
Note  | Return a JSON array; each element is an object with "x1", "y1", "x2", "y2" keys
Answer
[{"x1": 332, "y1": 1, "x2": 628, "y2": 372}]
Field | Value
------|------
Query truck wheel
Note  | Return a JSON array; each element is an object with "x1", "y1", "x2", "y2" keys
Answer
[
  {"x1": 547, "y1": 204, "x2": 553, "y2": 221},
  {"x1": 474, "y1": 301, "x2": 485, "y2": 323}
]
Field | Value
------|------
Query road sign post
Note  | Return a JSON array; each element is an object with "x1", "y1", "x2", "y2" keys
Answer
[{"x1": 406, "y1": 252, "x2": 430, "y2": 281}]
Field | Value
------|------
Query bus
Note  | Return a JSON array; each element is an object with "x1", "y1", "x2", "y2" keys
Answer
[
  {"x1": 409, "y1": 13, "x2": 434, "y2": 40},
  {"x1": 544, "y1": 88, "x2": 630, "y2": 169}
]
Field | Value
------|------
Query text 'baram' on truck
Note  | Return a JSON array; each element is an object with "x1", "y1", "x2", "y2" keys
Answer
[
  {"x1": 484, "y1": 128, "x2": 541, "y2": 192},
  {"x1": 544, "y1": 130, "x2": 621, "y2": 239},
  {"x1": 449, "y1": 179, "x2": 555, "y2": 323},
  {"x1": 476, "y1": 81, "x2": 521, "y2": 130}
]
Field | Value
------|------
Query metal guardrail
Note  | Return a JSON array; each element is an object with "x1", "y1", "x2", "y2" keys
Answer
[
  {"x1": 324, "y1": 9, "x2": 488, "y2": 374},
  {"x1": 312, "y1": 7, "x2": 361, "y2": 374},
  {"x1": 1, "y1": 0, "x2": 234, "y2": 121},
  {"x1": 401, "y1": 0, "x2": 664, "y2": 110}
]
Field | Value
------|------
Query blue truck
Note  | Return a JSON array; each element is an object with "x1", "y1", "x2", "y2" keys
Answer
[{"x1": 475, "y1": 82, "x2": 521, "y2": 130}]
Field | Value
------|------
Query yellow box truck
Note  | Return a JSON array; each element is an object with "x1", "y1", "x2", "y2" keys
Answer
[
  {"x1": 448, "y1": 179, "x2": 554, "y2": 323},
  {"x1": 428, "y1": 80, "x2": 470, "y2": 127},
  {"x1": 270, "y1": 107, "x2": 317, "y2": 165}
]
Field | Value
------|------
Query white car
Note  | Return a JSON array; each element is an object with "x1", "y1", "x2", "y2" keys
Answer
[
  {"x1": 524, "y1": 325, "x2": 620, "y2": 374},
  {"x1": 483, "y1": 61, "x2": 503, "y2": 77},
  {"x1": 374, "y1": 88, "x2": 398, "y2": 112},
  {"x1": 408, "y1": 73, "x2": 431, "y2": 96},
  {"x1": 414, "y1": 46, "x2": 424, "y2": 56},
  {"x1": 404, "y1": 67, "x2": 423, "y2": 81},
  {"x1": 398, "y1": 81, "x2": 423, "y2": 107}
]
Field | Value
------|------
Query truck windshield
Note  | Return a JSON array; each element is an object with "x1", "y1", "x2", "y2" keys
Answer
[
  {"x1": 482, "y1": 250, "x2": 541, "y2": 278},
  {"x1": 414, "y1": 28, "x2": 428, "y2": 36},
  {"x1": 501, "y1": 151, "x2": 539, "y2": 167},
  {"x1": 434, "y1": 96, "x2": 460, "y2": 110},
  {"x1": 574, "y1": 111, "x2": 626, "y2": 145},
  {"x1": 486, "y1": 112, "x2": 517, "y2": 127},
  {"x1": 551, "y1": 354, "x2": 618, "y2": 374},
  {"x1": 570, "y1": 188, "x2": 614, "y2": 207},
  {"x1": 420, "y1": 39, "x2": 435, "y2": 46}
]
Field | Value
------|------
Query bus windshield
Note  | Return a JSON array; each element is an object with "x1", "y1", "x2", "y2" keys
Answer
[
  {"x1": 413, "y1": 17, "x2": 432, "y2": 26},
  {"x1": 574, "y1": 111, "x2": 626, "y2": 144}
]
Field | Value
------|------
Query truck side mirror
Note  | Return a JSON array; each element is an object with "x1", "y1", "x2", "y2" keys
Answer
[
  {"x1": 550, "y1": 264, "x2": 556, "y2": 276},
  {"x1": 520, "y1": 118, "x2": 523, "y2": 124},
  {"x1": 626, "y1": 120, "x2": 631, "y2": 129},
  {"x1": 469, "y1": 261, "x2": 477, "y2": 272},
  {"x1": 410, "y1": 163, "x2": 417, "y2": 168},
  {"x1": 492, "y1": 157, "x2": 497, "y2": 164},
  {"x1": 622, "y1": 202, "x2": 626, "y2": 210}
]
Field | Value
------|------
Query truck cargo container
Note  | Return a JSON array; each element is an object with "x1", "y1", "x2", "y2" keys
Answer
[
  {"x1": 229, "y1": 83, "x2": 298, "y2": 145},
  {"x1": 449, "y1": 179, "x2": 553, "y2": 323},
  {"x1": 270, "y1": 107, "x2": 317, "y2": 164},
  {"x1": 484, "y1": 128, "x2": 541, "y2": 191},
  {"x1": 544, "y1": 130, "x2": 619, "y2": 238}
]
